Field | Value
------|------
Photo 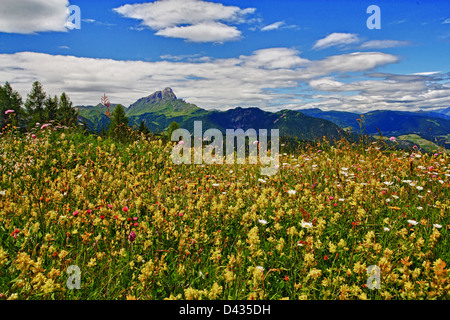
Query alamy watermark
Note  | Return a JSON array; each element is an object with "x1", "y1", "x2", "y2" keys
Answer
[
  {"x1": 66, "y1": 5, "x2": 81, "y2": 30},
  {"x1": 171, "y1": 121, "x2": 279, "y2": 176},
  {"x1": 366, "y1": 265, "x2": 381, "y2": 289},
  {"x1": 367, "y1": 5, "x2": 381, "y2": 29},
  {"x1": 66, "y1": 265, "x2": 81, "y2": 289}
]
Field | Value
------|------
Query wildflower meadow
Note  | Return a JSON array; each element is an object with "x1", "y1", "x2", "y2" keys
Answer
[{"x1": 0, "y1": 123, "x2": 448, "y2": 300}]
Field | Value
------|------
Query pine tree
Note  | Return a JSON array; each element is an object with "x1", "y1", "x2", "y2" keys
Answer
[
  {"x1": 44, "y1": 95, "x2": 59, "y2": 123},
  {"x1": 167, "y1": 121, "x2": 180, "y2": 140},
  {"x1": 0, "y1": 82, "x2": 23, "y2": 130},
  {"x1": 58, "y1": 92, "x2": 78, "y2": 127},
  {"x1": 108, "y1": 104, "x2": 129, "y2": 140},
  {"x1": 25, "y1": 81, "x2": 46, "y2": 128},
  {"x1": 138, "y1": 120, "x2": 150, "y2": 135}
]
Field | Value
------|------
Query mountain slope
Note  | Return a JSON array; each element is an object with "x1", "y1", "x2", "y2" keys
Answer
[
  {"x1": 299, "y1": 108, "x2": 450, "y2": 137},
  {"x1": 126, "y1": 87, "x2": 201, "y2": 117},
  {"x1": 77, "y1": 88, "x2": 448, "y2": 150},
  {"x1": 77, "y1": 88, "x2": 344, "y2": 141}
]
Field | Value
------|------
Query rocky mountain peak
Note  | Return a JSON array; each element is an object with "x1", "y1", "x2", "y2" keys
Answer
[
  {"x1": 145, "y1": 87, "x2": 177, "y2": 103},
  {"x1": 162, "y1": 87, "x2": 176, "y2": 100}
]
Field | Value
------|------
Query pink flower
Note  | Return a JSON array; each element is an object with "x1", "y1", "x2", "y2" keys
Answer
[
  {"x1": 178, "y1": 140, "x2": 184, "y2": 145},
  {"x1": 389, "y1": 136, "x2": 396, "y2": 141},
  {"x1": 122, "y1": 206, "x2": 129, "y2": 212},
  {"x1": 329, "y1": 196, "x2": 334, "y2": 200},
  {"x1": 86, "y1": 209, "x2": 92, "y2": 214},
  {"x1": 133, "y1": 217, "x2": 138, "y2": 221},
  {"x1": 128, "y1": 231, "x2": 136, "y2": 242},
  {"x1": 5, "y1": 110, "x2": 14, "y2": 115},
  {"x1": 40, "y1": 124, "x2": 50, "y2": 130},
  {"x1": 73, "y1": 211, "x2": 79, "y2": 217},
  {"x1": 31, "y1": 134, "x2": 37, "y2": 139},
  {"x1": 108, "y1": 204, "x2": 113, "y2": 209}
]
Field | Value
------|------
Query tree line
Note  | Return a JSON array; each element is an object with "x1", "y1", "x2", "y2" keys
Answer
[
  {"x1": 0, "y1": 81, "x2": 78, "y2": 132},
  {"x1": 1, "y1": 80, "x2": 179, "y2": 143}
]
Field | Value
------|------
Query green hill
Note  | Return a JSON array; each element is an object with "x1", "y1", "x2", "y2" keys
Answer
[{"x1": 76, "y1": 88, "x2": 344, "y2": 141}]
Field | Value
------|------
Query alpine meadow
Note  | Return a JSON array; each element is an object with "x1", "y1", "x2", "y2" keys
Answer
[{"x1": 0, "y1": 0, "x2": 449, "y2": 302}]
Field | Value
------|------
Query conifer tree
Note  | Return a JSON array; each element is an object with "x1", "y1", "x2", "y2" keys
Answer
[
  {"x1": 44, "y1": 95, "x2": 59, "y2": 123},
  {"x1": 25, "y1": 81, "x2": 46, "y2": 128},
  {"x1": 58, "y1": 92, "x2": 78, "y2": 127},
  {"x1": 0, "y1": 82, "x2": 23, "y2": 130},
  {"x1": 108, "y1": 104, "x2": 129, "y2": 140}
]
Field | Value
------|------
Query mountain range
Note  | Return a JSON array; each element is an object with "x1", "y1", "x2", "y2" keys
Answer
[
  {"x1": 77, "y1": 88, "x2": 346, "y2": 142},
  {"x1": 76, "y1": 88, "x2": 450, "y2": 150}
]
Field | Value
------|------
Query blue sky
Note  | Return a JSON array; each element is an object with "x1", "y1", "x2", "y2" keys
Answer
[{"x1": 0, "y1": 0, "x2": 449, "y2": 112}]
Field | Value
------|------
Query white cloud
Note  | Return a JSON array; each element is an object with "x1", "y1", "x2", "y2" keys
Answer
[
  {"x1": 113, "y1": 0, "x2": 255, "y2": 42},
  {"x1": 2, "y1": 49, "x2": 446, "y2": 113},
  {"x1": 155, "y1": 22, "x2": 241, "y2": 43},
  {"x1": 313, "y1": 32, "x2": 360, "y2": 50},
  {"x1": 360, "y1": 40, "x2": 411, "y2": 49},
  {"x1": 305, "y1": 52, "x2": 399, "y2": 78},
  {"x1": 412, "y1": 71, "x2": 441, "y2": 76},
  {"x1": 261, "y1": 21, "x2": 285, "y2": 31},
  {"x1": 0, "y1": 0, "x2": 70, "y2": 34},
  {"x1": 260, "y1": 21, "x2": 297, "y2": 32},
  {"x1": 442, "y1": 18, "x2": 450, "y2": 24},
  {"x1": 241, "y1": 48, "x2": 309, "y2": 69}
]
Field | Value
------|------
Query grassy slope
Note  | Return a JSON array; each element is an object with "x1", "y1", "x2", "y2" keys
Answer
[{"x1": 1, "y1": 127, "x2": 449, "y2": 300}]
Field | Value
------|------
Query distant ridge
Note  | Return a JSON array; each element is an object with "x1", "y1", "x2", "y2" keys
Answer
[{"x1": 75, "y1": 88, "x2": 449, "y2": 149}]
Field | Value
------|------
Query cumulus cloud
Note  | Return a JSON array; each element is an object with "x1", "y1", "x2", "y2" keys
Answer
[
  {"x1": 305, "y1": 52, "x2": 399, "y2": 78},
  {"x1": 113, "y1": 0, "x2": 255, "y2": 42},
  {"x1": 0, "y1": 0, "x2": 70, "y2": 34},
  {"x1": 241, "y1": 48, "x2": 309, "y2": 69},
  {"x1": 2, "y1": 48, "x2": 447, "y2": 113},
  {"x1": 312, "y1": 32, "x2": 360, "y2": 50},
  {"x1": 155, "y1": 22, "x2": 241, "y2": 43}
]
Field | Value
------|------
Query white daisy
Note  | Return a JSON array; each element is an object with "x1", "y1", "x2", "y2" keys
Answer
[
  {"x1": 407, "y1": 219, "x2": 419, "y2": 226},
  {"x1": 301, "y1": 221, "x2": 313, "y2": 229}
]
